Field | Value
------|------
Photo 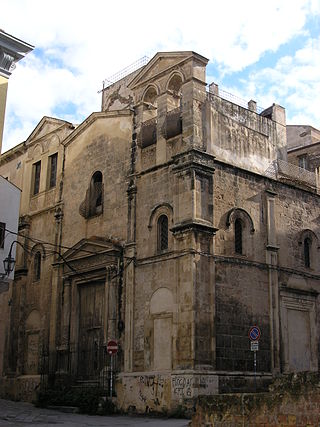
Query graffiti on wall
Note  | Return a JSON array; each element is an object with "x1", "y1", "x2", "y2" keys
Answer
[
  {"x1": 138, "y1": 374, "x2": 166, "y2": 407},
  {"x1": 172, "y1": 375, "x2": 193, "y2": 398},
  {"x1": 171, "y1": 374, "x2": 218, "y2": 399}
]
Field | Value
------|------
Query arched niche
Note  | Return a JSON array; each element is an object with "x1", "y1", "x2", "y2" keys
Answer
[
  {"x1": 142, "y1": 85, "x2": 158, "y2": 120},
  {"x1": 166, "y1": 72, "x2": 183, "y2": 113},
  {"x1": 26, "y1": 309, "x2": 41, "y2": 330}
]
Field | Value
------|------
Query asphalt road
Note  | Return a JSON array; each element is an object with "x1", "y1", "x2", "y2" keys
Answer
[{"x1": 0, "y1": 399, "x2": 190, "y2": 426}]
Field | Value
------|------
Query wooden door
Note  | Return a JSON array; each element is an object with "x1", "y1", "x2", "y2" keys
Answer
[{"x1": 78, "y1": 282, "x2": 105, "y2": 379}]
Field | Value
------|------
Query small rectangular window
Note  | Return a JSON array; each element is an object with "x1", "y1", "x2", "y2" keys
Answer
[
  {"x1": 298, "y1": 155, "x2": 308, "y2": 170},
  {"x1": 48, "y1": 153, "x2": 58, "y2": 189},
  {"x1": 0, "y1": 222, "x2": 5, "y2": 248},
  {"x1": 33, "y1": 161, "x2": 41, "y2": 195}
]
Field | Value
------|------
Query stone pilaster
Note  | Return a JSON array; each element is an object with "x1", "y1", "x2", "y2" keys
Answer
[
  {"x1": 124, "y1": 243, "x2": 136, "y2": 372},
  {"x1": 171, "y1": 149, "x2": 217, "y2": 369},
  {"x1": 265, "y1": 189, "x2": 280, "y2": 374},
  {"x1": 156, "y1": 93, "x2": 167, "y2": 165},
  {"x1": 181, "y1": 79, "x2": 207, "y2": 150},
  {"x1": 107, "y1": 264, "x2": 118, "y2": 341}
]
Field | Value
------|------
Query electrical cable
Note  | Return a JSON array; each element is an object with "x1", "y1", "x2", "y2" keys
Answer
[{"x1": 4, "y1": 227, "x2": 134, "y2": 260}]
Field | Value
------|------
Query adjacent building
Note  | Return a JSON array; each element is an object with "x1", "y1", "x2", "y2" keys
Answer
[
  {"x1": 0, "y1": 29, "x2": 34, "y2": 153},
  {"x1": 0, "y1": 29, "x2": 33, "y2": 387},
  {"x1": 0, "y1": 175, "x2": 21, "y2": 378},
  {"x1": 0, "y1": 51, "x2": 319, "y2": 412}
]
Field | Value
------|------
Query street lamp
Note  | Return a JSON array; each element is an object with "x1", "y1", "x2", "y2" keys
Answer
[
  {"x1": 3, "y1": 251, "x2": 15, "y2": 276},
  {"x1": 2, "y1": 240, "x2": 24, "y2": 277}
]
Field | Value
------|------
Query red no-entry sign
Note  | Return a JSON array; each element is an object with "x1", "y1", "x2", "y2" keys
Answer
[{"x1": 107, "y1": 340, "x2": 118, "y2": 355}]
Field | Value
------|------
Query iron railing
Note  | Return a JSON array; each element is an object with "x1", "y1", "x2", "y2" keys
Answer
[
  {"x1": 40, "y1": 346, "x2": 119, "y2": 394},
  {"x1": 265, "y1": 159, "x2": 317, "y2": 190},
  {"x1": 207, "y1": 89, "x2": 265, "y2": 114}
]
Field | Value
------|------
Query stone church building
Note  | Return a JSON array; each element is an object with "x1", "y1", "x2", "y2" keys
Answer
[{"x1": 0, "y1": 51, "x2": 319, "y2": 412}]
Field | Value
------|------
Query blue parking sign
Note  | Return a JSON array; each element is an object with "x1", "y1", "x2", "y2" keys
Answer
[{"x1": 249, "y1": 326, "x2": 261, "y2": 341}]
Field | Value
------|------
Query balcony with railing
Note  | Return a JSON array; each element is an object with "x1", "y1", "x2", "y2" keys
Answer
[
  {"x1": 265, "y1": 159, "x2": 318, "y2": 191},
  {"x1": 163, "y1": 107, "x2": 182, "y2": 139},
  {"x1": 140, "y1": 117, "x2": 157, "y2": 148}
]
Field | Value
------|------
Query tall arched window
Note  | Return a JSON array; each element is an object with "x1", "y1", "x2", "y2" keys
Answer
[
  {"x1": 304, "y1": 237, "x2": 311, "y2": 268},
  {"x1": 34, "y1": 251, "x2": 41, "y2": 281},
  {"x1": 235, "y1": 218, "x2": 243, "y2": 254},
  {"x1": 158, "y1": 215, "x2": 168, "y2": 252}
]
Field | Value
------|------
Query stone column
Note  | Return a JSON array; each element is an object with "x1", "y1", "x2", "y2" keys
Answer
[
  {"x1": 271, "y1": 104, "x2": 287, "y2": 162},
  {"x1": 265, "y1": 189, "x2": 280, "y2": 374},
  {"x1": 133, "y1": 103, "x2": 144, "y2": 173},
  {"x1": 48, "y1": 264, "x2": 61, "y2": 376},
  {"x1": 68, "y1": 278, "x2": 79, "y2": 377},
  {"x1": 181, "y1": 79, "x2": 207, "y2": 150},
  {"x1": 107, "y1": 265, "x2": 118, "y2": 341},
  {"x1": 156, "y1": 92, "x2": 167, "y2": 165},
  {"x1": 171, "y1": 150, "x2": 216, "y2": 369},
  {"x1": 124, "y1": 243, "x2": 136, "y2": 372},
  {"x1": 60, "y1": 279, "x2": 71, "y2": 347}
]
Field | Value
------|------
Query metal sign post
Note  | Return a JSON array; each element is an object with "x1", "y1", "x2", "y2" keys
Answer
[
  {"x1": 107, "y1": 340, "x2": 118, "y2": 399},
  {"x1": 110, "y1": 354, "x2": 113, "y2": 399},
  {"x1": 249, "y1": 326, "x2": 261, "y2": 392}
]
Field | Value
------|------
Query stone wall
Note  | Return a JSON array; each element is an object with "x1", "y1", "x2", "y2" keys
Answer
[
  {"x1": 191, "y1": 373, "x2": 320, "y2": 426},
  {"x1": 117, "y1": 371, "x2": 219, "y2": 414}
]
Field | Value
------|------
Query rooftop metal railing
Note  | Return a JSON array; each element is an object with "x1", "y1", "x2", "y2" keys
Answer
[
  {"x1": 207, "y1": 87, "x2": 265, "y2": 114},
  {"x1": 265, "y1": 159, "x2": 317, "y2": 190},
  {"x1": 103, "y1": 56, "x2": 150, "y2": 88}
]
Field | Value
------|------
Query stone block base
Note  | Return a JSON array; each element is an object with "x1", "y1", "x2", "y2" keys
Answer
[{"x1": 116, "y1": 370, "x2": 219, "y2": 414}]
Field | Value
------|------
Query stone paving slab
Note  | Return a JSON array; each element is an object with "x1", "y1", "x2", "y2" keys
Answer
[{"x1": 0, "y1": 399, "x2": 190, "y2": 426}]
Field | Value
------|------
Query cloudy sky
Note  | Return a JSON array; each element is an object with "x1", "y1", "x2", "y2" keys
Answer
[{"x1": 1, "y1": 0, "x2": 320, "y2": 153}]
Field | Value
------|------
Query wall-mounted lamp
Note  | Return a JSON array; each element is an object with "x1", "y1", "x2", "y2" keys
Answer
[
  {"x1": 1, "y1": 240, "x2": 24, "y2": 278},
  {"x1": 3, "y1": 251, "x2": 15, "y2": 276}
]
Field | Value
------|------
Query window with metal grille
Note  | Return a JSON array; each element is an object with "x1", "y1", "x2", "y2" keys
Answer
[
  {"x1": 48, "y1": 153, "x2": 58, "y2": 188},
  {"x1": 158, "y1": 215, "x2": 168, "y2": 252},
  {"x1": 0, "y1": 222, "x2": 5, "y2": 248},
  {"x1": 304, "y1": 237, "x2": 311, "y2": 268},
  {"x1": 34, "y1": 251, "x2": 41, "y2": 281},
  {"x1": 33, "y1": 161, "x2": 41, "y2": 195},
  {"x1": 235, "y1": 218, "x2": 243, "y2": 254}
]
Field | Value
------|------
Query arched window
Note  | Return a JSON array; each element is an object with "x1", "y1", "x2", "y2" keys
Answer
[
  {"x1": 34, "y1": 251, "x2": 41, "y2": 281},
  {"x1": 158, "y1": 215, "x2": 168, "y2": 252},
  {"x1": 225, "y1": 208, "x2": 255, "y2": 257},
  {"x1": 141, "y1": 86, "x2": 158, "y2": 147},
  {"x1": 234, "y1": 218, "x2": 243, "y2": 254},
  {"x1": 167, "y1": 73, "x2": 183, "y2": 99},
  {"x1": 304, "y1": 237, "x2": 311, "y2": 268}
]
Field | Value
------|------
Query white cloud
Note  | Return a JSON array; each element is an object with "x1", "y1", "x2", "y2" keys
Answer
[
  {"x1": 243, "y1": 37, "x2": 320, "y2": 126},
  {"x1": 1, "y1": 0, "x2": 320, "y2": 151}
]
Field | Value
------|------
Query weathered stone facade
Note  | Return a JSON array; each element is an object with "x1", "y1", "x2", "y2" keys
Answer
[{"x1": 0, "y1": 51, "x2": 319, "y2": 412}]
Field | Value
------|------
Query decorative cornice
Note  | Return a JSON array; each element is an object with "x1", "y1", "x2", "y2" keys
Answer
[
  {"x1": 266, "y1": 244, "x2": 280, "y2": 252},
  {"x1": 172, "y1": 149, "x2": 215, "y2": 174},
  {"x1": 0, "y1": 30, "x2": 34, "y2": 78},
  {"x1": 171, "y1": 220, "x2": 218, "y2": 236}
]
